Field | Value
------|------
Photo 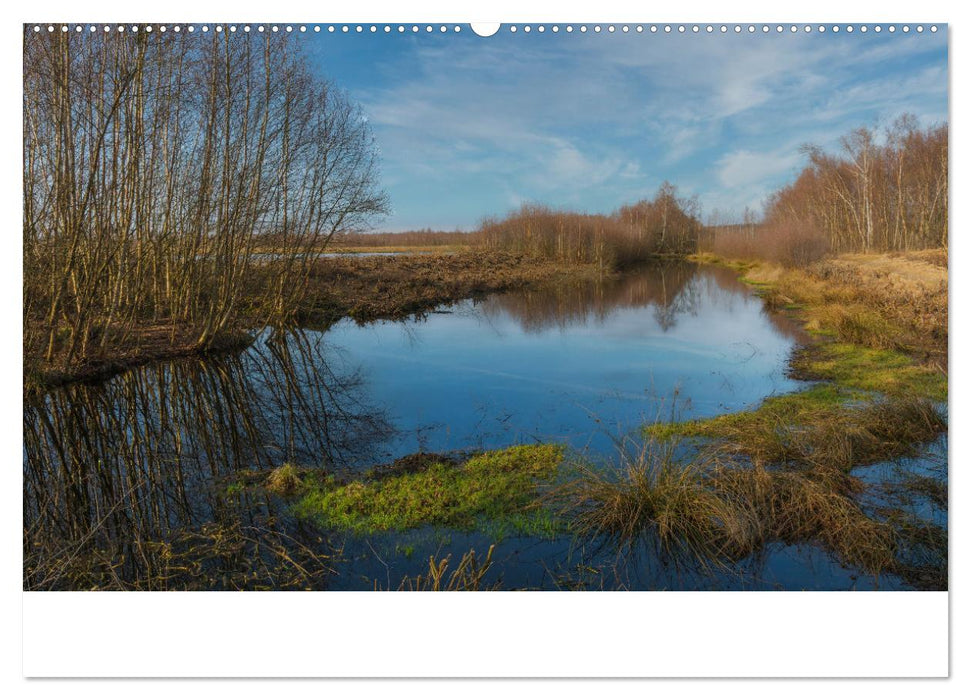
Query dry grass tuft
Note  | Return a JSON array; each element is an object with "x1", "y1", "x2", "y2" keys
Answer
[
  {"x1": 554, "y1": 440, "x2": 899, "y2": 577},
  {"x1": 553, "y1": 442, "x2": 733, "y2": 567},
  {"x1": 266, "y1": 463, "x2": 304, "y2": 495},
  {"x1": 394, "y1": 545, "x2": 500, "y2": 591},
  {"x1": 712, "y1": 465, "x2": 896, "y2": 574}
]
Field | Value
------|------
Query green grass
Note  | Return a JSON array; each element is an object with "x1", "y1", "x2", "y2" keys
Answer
[
  {"x1": 293, "y1": 444, "x2": 565, "y2": 537},
  {"x1": 791, "y1": 343, "x2": 947, "y2": 401},
  {"x1": 648, "y1": 384, "x2": 848, "y2": 442},
  {"x1": 646, "y1": 383, "x2": 944, "y2": 471}
]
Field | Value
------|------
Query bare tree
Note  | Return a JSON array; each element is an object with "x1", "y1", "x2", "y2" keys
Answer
[{"x1": 24, "y1": 26, "x2": 388, "y2": 377}]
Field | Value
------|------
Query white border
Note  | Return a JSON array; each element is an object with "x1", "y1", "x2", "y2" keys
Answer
[
  {"x1": 23, "y1": 592, "x2": 948, "y2": 677},
  {"x1": 4, "y1": 0, "x2": 961, "y2": 686}
]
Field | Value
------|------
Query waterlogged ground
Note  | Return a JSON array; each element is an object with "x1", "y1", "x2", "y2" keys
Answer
[{"x1": 23, "y1": 263, "x2": 943, "y2": 590}]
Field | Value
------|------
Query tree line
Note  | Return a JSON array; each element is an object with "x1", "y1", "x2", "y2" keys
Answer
[
  {"x1": 23, "y1": 27, "x2": 387, "y2": 373},
  {"x1": 476, "y1": 183, "x2": 703, "y2": 269},
  {"x1": 704, "y1": 116, "x2": 948, "y2": 265}
]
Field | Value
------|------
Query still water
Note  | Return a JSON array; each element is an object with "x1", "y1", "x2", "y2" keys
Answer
[
  {"x1": 23, "y1": 263, "x2": 932, "y2": 590},
  {"x1": 323, "y1": 263, "x2": 805, "y2": 461}
]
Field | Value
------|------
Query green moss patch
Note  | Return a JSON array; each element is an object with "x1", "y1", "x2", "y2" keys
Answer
[
  {"x1": 791, "y1": 343, "x2": 946, "y2": 401},
  {"x1": 646, "y1": 383, "x2": 944, "y2": 471},
  {"x1": 647, "y1": 384, "x2": 847, "y2": 440},
  {"x1": 293, "y1": 444, "x2": 564, "y2": 537}
]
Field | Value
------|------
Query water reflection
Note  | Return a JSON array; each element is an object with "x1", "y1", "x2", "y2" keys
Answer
[
  {"x1": 321, "y1": 262, "x2": 808, "y2": 458},
  {"x1": 23, "y1": 331, "x2": 392, "y2": 590},
  {"x1": 479, "y1": 262, "x2": 803, "y2": 341},
  {"x1": 478, "y1": 262, "x2": 697, "y2": 333},
  {"x1": 25, "y1": 263, "x2": 831, "y2": 590}
]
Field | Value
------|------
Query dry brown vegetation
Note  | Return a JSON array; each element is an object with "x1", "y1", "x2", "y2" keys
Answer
[
  {"x1": 333, "y1": 230, "x2": 472, "y2": 249},
  {"x1": 24, "y1": 28, "x2": 386, "y2": 386},
  {"x1": 740, "y1": 251, "x2": 948, "y2": 369},
  {"x1": 253, "y1": 228, "x2": 473, "y2": 252},
  {"x1": 294, "y1": 250, "x2": 607, "y2": 327},
  {"x1": 477, "y1": 183, "x2": 702, "y2": 269},
  {"x1": 392, "y1": 545, "x2": 499, "y2": 591},
  {"x1": 24, "y1": 518, "x2": 337, "y2": 591},
  {"x1": 703, "y1": 117, "x2": 947, "y2": 266},
  {"x1": 553, "y1": 441, "x2": 898, "y2": 577}
]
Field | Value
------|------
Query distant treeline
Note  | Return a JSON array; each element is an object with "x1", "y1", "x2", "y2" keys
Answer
[
  {"x1": 476, "y1": 183, "x2": 702, "y2": 269},
  {"x1": 334, "y1": 230, "x2": 472, "y2": 247},
  {"x1": 704, "y1": 116, "x2": 948, "y2": 266}
]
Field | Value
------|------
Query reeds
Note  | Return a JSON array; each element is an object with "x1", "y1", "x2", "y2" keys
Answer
[
  {"x1": 552, "y1": 441, "x2": 735, "y2": 569},
  {"x1": 552, "y1": 440, "x2": 899, "y2": 576},
  {"x1": 394, "y1": 545, "x2": 499, "y2": 591}
]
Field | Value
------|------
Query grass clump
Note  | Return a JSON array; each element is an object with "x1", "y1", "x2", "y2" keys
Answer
[
  {"x1": 294, "y1": 444, "x2": 564, "y2": 537},
  {"x1": 647, "y1": 391, "x2": 944, "y2": 471},
  {"x1": 265, "y1": 463, "x2": 304, "y2": 495},
  {"x1": 551, "y1": 442, "x2": 735, "y2": 568},
  {"x1": 791, "y1": 343, "x2": 947, "y2": 401},
  {"x1": 553, "y1": 440, "x2": 897, "y2": 576},
  {"x1": 392, "y1": 545, "x2": 500, "y2": 591},
  {"x1": 712, "y1": 465, "x2": 896, "y2": 575}
]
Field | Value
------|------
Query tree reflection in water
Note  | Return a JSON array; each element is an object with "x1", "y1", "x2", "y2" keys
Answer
[
  {"x1": 23, "y1": 330, "x2": 393, "y2": 590},
  {"x1": 24, "y1": 263, "x2": 810, "y2": 590},
  {"x1": 478, "y1": 261, "x2": 805, "y2": 342}
]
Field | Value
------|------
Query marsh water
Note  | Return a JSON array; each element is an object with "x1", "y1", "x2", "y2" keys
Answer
[{"x1": 24, "y1": 263, "x2": 941, "y2": 590}]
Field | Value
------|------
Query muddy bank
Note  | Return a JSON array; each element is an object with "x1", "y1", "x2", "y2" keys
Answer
[
  {"x1": 25, "y1": 251, "x2": 608, "y2": 392},
  {"x1": 293, "y1": 251, "x2": 608, "y2": 326}
]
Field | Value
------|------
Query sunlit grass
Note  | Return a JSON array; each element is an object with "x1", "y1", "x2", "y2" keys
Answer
[
  {"x1": 791, "y1": 343, "x2": 946, "y2": 401},
  {"x1": 294, "y1": 444, "x2": 564, "y2": 537},
  {"x1": 647, "y1": 391, "x2": 944, "y2": 471},
  {"x1": 551, "y1": 439, "x2": 898, "y2": 576}
]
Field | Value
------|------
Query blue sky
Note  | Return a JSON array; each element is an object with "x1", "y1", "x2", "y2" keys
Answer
[{"x1": 303, "y1": 26, "x2": 948, "y2": 231}]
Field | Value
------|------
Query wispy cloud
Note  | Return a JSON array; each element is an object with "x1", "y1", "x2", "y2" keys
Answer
[
  {"x1": 315, "y1": 30, "x2": 948, "y2": 229},
  {"x1": 716, "y1": 148, "x2": 804, "y2": 190}
]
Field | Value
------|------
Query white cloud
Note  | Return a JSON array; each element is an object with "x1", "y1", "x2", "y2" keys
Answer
[
  {"x1": 333, "y1": 30, "x2": 947, "y2": 228},
  {"x1": 716, "y1": 148, "x2": 803, "y2": 189}
]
